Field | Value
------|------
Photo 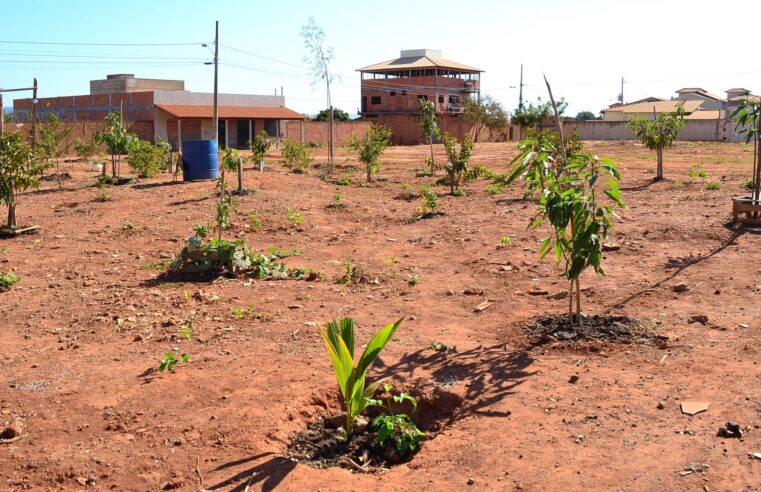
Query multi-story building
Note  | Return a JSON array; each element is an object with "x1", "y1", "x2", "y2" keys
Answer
[{"x1": 358, "y1": 49, "x2": 482, "y2": 144}]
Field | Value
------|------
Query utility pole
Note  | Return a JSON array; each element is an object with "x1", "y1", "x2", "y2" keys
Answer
[
  {"x1": 620, "y1": 77, "x2": 624, "y2": 105},
  {"x1": 31, "y1": 78, "x2": 38, "y2": 148},
  {"x1": 518, "y1": 64, "x2": 524, "y2": 109},
  {"x1": 213, "y1": 21, "x2": 219, "y2": 148}
]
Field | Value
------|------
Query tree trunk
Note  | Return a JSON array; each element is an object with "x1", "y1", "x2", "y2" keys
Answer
[
  {"x1": 366, "y1": 163, "x2": 371, "y2": 183},
  {"x1": 111, "y1": 153, "x2": 116, "y2": 178},
  {"x1": 429, "y1": 137, "x2": 435, "y2": 175},
  {"x1": 568, "y1": 278, "x2": 574, "y2": 318},
  {"x1": 656, "y1": 147, "x2": 663, "y2": 180},
  {"x1": 754, "y1": 114, "x2": 761, "y2": 202},
  {"x1": 7, "y1": 185, "x2": 16, "y2": 229},
  {"x1": 575, "y1": 278, "x2": 581, "y2": 321},
  {"x1": 237, "y1": 157, "x2": 243, "y2": 193}
]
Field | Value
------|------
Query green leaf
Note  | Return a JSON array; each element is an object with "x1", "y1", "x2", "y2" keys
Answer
[{"x1": 355, "y1": 318, "x2": 404, "y2": 379}]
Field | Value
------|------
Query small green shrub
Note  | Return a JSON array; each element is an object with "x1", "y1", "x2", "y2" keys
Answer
[
  {"x1": 706, "y1": 181, "x2": 721, "y2": 190},
  {"x1": 407, "y1": 273, "x2": 420, "y2": 286},
  {"x1": 282, "y1": 140, "x2": 313, "y2": 173},
  {"x1": 744, "y1": 178, "x2": 755, "y2": 190},
  {"x1": 336, "y1": 177, "x2": 352, "y2": 186},
  {"x1": 0, "y1": 272, "x2": 21, "y2": 291},
  {"x1": 127, "y1": 139, "x2": 169, "y2": 178},
  {"x1": 500, "y1": 236, "x2": 512, "y2": 246},
  {"x1": 285, "y1": 208, "x2": 304, "y2": 226},
  {"x1": 419, "y1": 186, "x2": 438, "y2": 215},
  {"x1": 158, "y1": 352, "x2": 190, "y2": 372},
  {"x1": 95, "y1": 188, "x2": 111, "y2": 202},
  {"x1": 370, "y1": 384, "x2": 425, "y2": 458},
  {"x1": 249, "y1": 212, "x2": 262, "y2": 231},
  {"x1": 400, "y1": 182, "x2": 415, "y2": 199},
  {"x1": 73, "y1": 137, "x2": 97, "y2": 160},
  {"x1": 687, "y1": 163, "x2": 708, "y2": 181},
  {"x1": 486, "y1": 183, "x2": 504, "y2": 196}
]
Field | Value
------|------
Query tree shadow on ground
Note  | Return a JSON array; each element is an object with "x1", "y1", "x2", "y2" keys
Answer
[
  {"x1": 206, "y1": 452, "x2": 297, "y2": 492},
  {"x1": 373, "y1": 343, "x2": 535, "y2": 430},
  {"x1": 131, "y1": 180, "x2": 185, "y2": 191},
  {"x1": 611, "y1": 226, "x2": 756, "y2": 309},
  {"x1": 620, "y1": 177, "x2": 661, "y2": 192}
]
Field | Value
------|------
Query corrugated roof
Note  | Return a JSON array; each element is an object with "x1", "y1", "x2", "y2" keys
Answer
[
  {"x1": 604, "y1": 100, "x2": 702, "y2": 114},
  {"x1": 156, "y1": 104, "x2": 304, "y2": 119},
  {"x1": 357, "y1": 55, "x2": 482, "y2": 73}
]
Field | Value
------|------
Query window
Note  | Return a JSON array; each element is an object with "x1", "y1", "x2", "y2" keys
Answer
[
  {"x1": 390, "y1": 91, "x2": 396, "y2": 96},
  {"x1": 417, "y1": 95, "x2": 429, "y2": 101},
  {"x1": 449, "y1": 96, "x2": 460, "y2": 104},
  {"x1": 371, "y1": 96, "x2": 381, "y2": 105},
  {"x1": 401, "y1": 90, "x2": 407, "y2": 96},
  {"x1": 438, "y1": 96, "x2": 444, "y2": 103}
]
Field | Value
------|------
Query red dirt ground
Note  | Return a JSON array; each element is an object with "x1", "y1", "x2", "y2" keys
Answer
[{"x1": 2, "y1": 141, "x2": 761, "y2": 491}]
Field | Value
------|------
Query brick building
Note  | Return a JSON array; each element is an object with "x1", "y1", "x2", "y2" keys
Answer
[
  {"x1": 13, "y1": 74, "x2": 304, "y2": 149},
  {"x1": 357, "y1": 49, "x2": 482, "y2": 145}
]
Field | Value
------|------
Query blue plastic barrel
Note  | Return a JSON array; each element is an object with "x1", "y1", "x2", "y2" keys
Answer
[{"x1": 182, "y1": 140, "x2": 219, "y2": 181}]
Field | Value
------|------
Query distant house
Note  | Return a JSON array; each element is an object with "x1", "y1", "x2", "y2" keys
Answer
[
  {"x1": 602, "y1": 87, "x2": 757, "y2": 124},
  {"x1": 357, "y1": 49, "x2": 483, "y2": 145},
  {"x1": 13, "y1": 74, "x2": 304, "y2": 150}
]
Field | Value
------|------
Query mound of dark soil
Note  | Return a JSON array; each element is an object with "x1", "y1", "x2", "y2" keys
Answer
[
  {"x1": 526, "y1": 314, "x2": 667, "y2": 346},
  {"x1": 41, "y1": 172, "x2": 72, "y2": 182},
  {"x1": 287, "y1": 416, "x2": 412, "y2": 471}
]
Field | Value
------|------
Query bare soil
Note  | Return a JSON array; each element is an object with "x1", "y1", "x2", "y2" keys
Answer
[{"x1": 2, "y1": 141, "x2": 761, "y2": 491}]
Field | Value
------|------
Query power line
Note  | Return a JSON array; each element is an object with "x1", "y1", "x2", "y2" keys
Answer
[
  {"x1": 0, "y1": 40, "x2": 200, "y2": 47},
  {"x1": 220, "y1": 44, "x2": 306, "y2": 69}
]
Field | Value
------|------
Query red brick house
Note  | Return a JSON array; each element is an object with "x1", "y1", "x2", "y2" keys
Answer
[{"x1": 357, "y1": 49, "x2": 482, "y2": 145}]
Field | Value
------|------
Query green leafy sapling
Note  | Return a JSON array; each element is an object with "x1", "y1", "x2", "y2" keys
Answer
[
  {"x1": 158, "y1": 352, "x2": 190, "y2": 372},
  {"x1": 350, "y1": 123, "x2": 392, "y2": 182},
  {"x1": 319, "y1": 316, "x2": 404, "y2": 438},
  {"x1": 626, "y1": 106, "x2": 686, "y2": 180},
  {"x1": 507, "y1": 78, "x2": 626, "y2": 322},
  {"x1": 418, "y1": 99, "x2": 440, "y2": 175},
  {"x1": 442, "y1": 134, "x2": 473, "y2": 194},
  {"x1": 249, "y1": 130, "x2": 272, "y2": 171}
]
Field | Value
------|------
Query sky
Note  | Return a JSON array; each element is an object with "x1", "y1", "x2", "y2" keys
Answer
[{"x1": 2, "y1": 0, "x2": 761, "y2": 117}]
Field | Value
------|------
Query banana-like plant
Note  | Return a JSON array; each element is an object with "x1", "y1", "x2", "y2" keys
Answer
[{"x1": 320, "y1": 317, "x2": 403, "y2": 438}]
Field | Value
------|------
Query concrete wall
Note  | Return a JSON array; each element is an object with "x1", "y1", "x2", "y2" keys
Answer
[
  {"x1": 562, "y1": 119, "x2": 742, "y2": 142},
  {"x1": 90, "y1": 77, "x2": 184, "y2": 95}
]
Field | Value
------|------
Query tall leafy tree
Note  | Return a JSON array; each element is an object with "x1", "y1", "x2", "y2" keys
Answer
[
  {"x1": 575, "y1": 111, "x2": 599, "y2": 121},
  {"x1": 301, "y1": 17, "x2": 337, "y2": 165},
  {"x1": 512, "y1": 97, "x2": 567, "y2": 136},
  {"x1": 463, "y1": 95, "x2": 509, "y2": 142},
  {"x1": 418, "y1": 99, "x2": 440, "y2": 175},
  {"x1": 314, "y1": 108, "x2": 349, "y2": 122},
  {"x1": 0, "y1": 131, "x2": 47, "y2": 229},
  {"x1": 626, "y1": 106, "x2": 686, "y2": 180}
]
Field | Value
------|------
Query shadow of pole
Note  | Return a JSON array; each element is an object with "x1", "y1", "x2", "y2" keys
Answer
[{"x1": 610, "y1": 228, "x2": 745, "y2": 310}]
